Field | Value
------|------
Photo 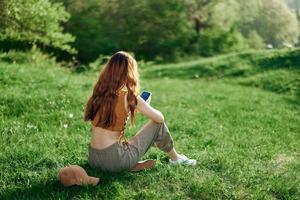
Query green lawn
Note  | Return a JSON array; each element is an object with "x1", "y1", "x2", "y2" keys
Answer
[{"x1": 0, "y1": 49, "x2": 299, "y2": 199}]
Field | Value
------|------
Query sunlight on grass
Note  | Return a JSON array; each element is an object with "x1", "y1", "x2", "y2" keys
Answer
[{"x1": 0, "y1": 49, "x2": 299, "y2": 199}]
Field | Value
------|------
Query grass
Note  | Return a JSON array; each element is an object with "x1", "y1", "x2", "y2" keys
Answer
[{"x1": 0, "y1": 49, "x2": 299, "y2": 199}]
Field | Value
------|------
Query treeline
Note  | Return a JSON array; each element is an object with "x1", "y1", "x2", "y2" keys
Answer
[{"x1": 0, "y1": 0, "x2": 299, "y2": 63}]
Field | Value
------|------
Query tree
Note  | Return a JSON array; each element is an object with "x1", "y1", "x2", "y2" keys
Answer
[
  {"x1": 259, "y1": 0, "x2": 299, "y2": 46},
  {"x1": 64, "y1": 0, "x2": 193, "y2": 62},
  {"x1": 183, "y1": 0, "x2": 245, "y2": 56},
  {"x1": 285, "y1": 0, "x2": 300, "y2": 46},
  {"x1": 285, "y1": 0, "x2": 300, "y2": 20},
  {"x1": 183, "y1": 0, "x2": 240, "y2": 34},
  {"x1": 237, "y1": 0, "x2": 299, "y2": 47},
  {"x1": 182, "y1": 0, "x2": 214, "y2": 35},
  {"x1": 0, "y1": 0, "x2": 75, "y2": 53}
]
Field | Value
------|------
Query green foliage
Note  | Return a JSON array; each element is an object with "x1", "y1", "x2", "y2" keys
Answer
[
  {"x1": 246, "y1": 30, "x2": 265, "y2": 49},
  {"x1": 183, "y1": 0, "x2": 240, "y2": 32},
  {"x1": 180, "y1": 0, "x2": 246, "y2": 57},
  {"x1": 65, "y1": 0, "x2": 105, "y2": 62},
  {"x1": 0, "y1": 46, "x2": 56, "y2": 65},
  {"x1": 0, "y1": 0, "x2": 75, "y2": 53},
  {"x1": 88, "y1": 54, "x2": 110, "y2": 72},
  {"x1": 64, "y1": 0, "x2": 193, "y2": 62},
  {"x1": 1, "y1": 49, "x2": 299, "y2": 199},
  {"x1": 1, "y1": 0, "x2": 300, "y2": 62},
  {"x1": 193, "y1": 28, "x2": 247, "y2": 56},
  {"x1": 237, "y1": 0, "x2": 299, "y2": 47},
  {"x1": 186, "y1": 0, "x2": 299, "y2": 53},
  {"x1": 285, "y1": 0, "x2": 300, "y2": 21},
  {"x1": 205, "y1": 0, "x2": 240, "y2": 31},
  {"x1": 257, "y1": 0, "x2": 299, "y2": 46}
]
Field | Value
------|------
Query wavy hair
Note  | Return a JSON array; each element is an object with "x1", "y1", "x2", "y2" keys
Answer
[{"x1": 83, "y1": 51, "x2": 140, "y2": 128}]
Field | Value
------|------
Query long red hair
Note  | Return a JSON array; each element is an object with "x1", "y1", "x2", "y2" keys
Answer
[{"x1": 83, "y1": 51, "x2": 140, "y2": 128}]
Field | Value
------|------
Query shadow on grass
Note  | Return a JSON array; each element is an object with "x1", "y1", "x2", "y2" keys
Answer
[
  {"x1": 2, "y1": 162, "x2": 158, "y2": 200},
  {"x1": 255, "y1": 49, "x2": 300, "y2": 70},
  {"x1": 284, "y1": 94, "x2": 300, "y2": 108}
]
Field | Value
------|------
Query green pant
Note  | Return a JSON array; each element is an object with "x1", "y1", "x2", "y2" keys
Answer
[{"x1": 88, "y1": 121, "x2": 174, "y2": 173}]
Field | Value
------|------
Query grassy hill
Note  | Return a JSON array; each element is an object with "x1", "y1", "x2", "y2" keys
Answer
[
  {"x1": 0, "y1": 49, "x2": 299, "y2": 199},
  {"x1": 142, "y1": 49, "x2": 300, "y2": 96}
]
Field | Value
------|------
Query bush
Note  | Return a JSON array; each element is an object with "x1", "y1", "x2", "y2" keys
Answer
[
  {"x1": 66, "y1": 0, "x2": 193, "y2": 62},
  {"x1": 0, "y1": 0, "x2": 75, "y2": 54},
  {"x1": 88, "y1": 54, "x2": 111, "y2": 72},
  {"x1": 193, "y1": 28, "x2": 247, "y2": 56},
  {"x1": 0, "y1": 46, "x2": 55, "y2": 65},
  {"x1": 246, "y1": 30, "x2": 265, "y2": 49}
]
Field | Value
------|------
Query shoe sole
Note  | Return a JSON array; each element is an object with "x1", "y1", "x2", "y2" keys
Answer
[
  {"x1": 169, "y1": 160, "x2": 197, "y2": 166},
  {"x1": 130, "y1": 159, "x2": 156, "y2": 172}
]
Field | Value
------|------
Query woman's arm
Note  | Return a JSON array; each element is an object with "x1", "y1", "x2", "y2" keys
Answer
[{"x1": 136, "y1": 95, "x2": 164, "y2": 123}]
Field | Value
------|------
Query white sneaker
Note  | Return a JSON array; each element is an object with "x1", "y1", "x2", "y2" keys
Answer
[{"x1": 169, "y1": 154, "x2": 197, "y2": 166}]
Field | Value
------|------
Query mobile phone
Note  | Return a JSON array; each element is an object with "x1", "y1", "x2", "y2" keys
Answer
[{"x1": 140, "y1": 91, "x2": 151, "y2": 101}]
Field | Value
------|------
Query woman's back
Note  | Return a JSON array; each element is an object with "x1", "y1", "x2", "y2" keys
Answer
[{"x1": 90, "y1": 87, "x2": 129, "y2": 149}]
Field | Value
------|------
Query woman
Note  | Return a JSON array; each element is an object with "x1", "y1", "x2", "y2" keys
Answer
[{"x1": 84, "y1": 51, "x2": 196, "y2": 173}]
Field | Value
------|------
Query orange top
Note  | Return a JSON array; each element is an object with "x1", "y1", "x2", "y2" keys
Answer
[{"x1": 92, "y1": 87, "x2": 130, "y2": 143}]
